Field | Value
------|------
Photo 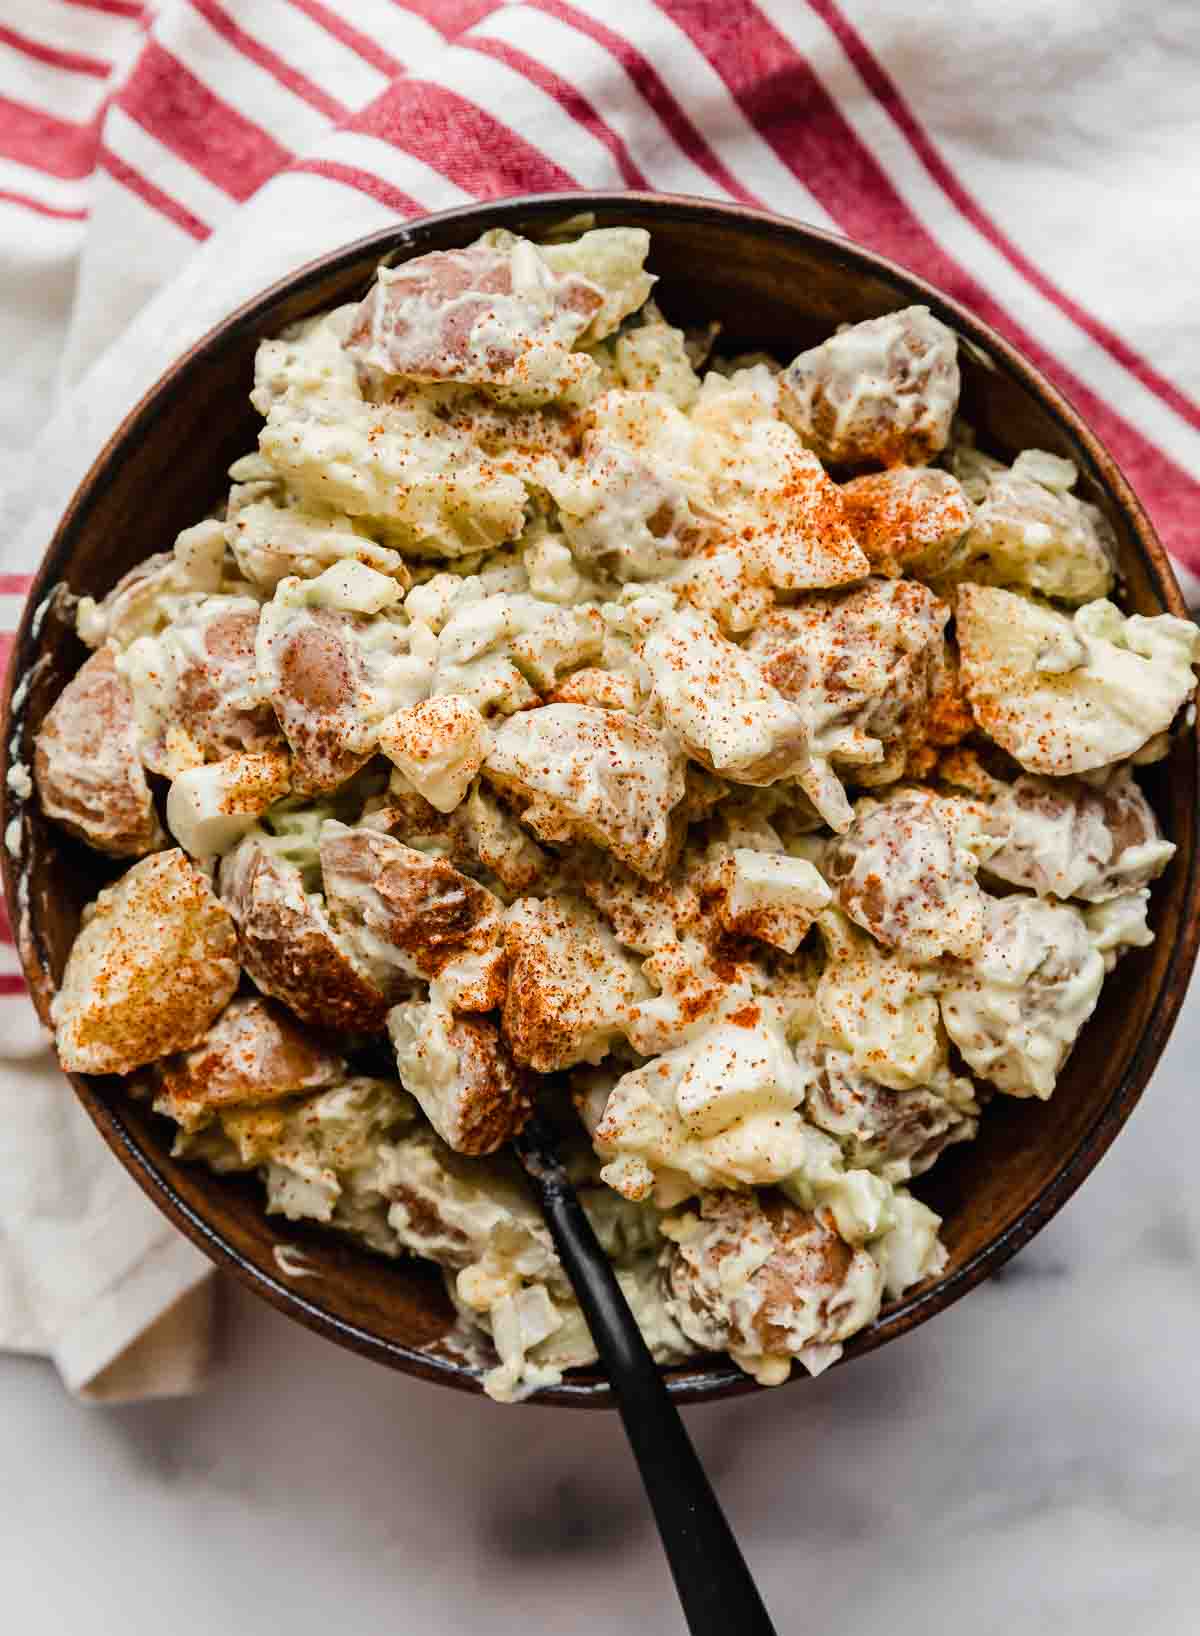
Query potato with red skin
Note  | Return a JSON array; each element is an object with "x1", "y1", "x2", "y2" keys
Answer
[
  {"x1": 940, "y1": 894, "x2": 1105, "y2": 1099},
  {"x1": 826, "y1": 788, "x2": 989, "y2": 962},
  {"x1": 954, "y1": 585, "x2": 1200, "y2": 777},
  {"x1": 804, "y1": 1046, "x2": 979, "y2": 1182},
  {"x1": 171, "y1": 602, "x2": 285, "y2": 762},
  {"x1": 779, "y1": 306, "x2": 960, "y2": 468},
  {"x1": 151, "y1": 996, "x2": 346, "y2": 1131},
  {"x1": 923, "y1": 639, "x2": 975, "y2": 751},
  {"x1": 319, "y1": 822, "x2": 506, "y2": 1012},
  {"x1": 547, "y1": 666, "x2": 641, "y2": 713},
  {"x1": 748, "y1": 578, "x2": 948, "y2": 785},
  {"x1": 259, "y1": 607, "x2": 374, "y2": 796},
  {"x1": 53, "y1": 849, "x2": 239, "y2": 1075},
  {"x1": 75, "y1": 522, "x2": 224, "y2": 649},
  {"x1": 663, "y1": 1191, "x2": 883, "y2": 1380},
  {"x1": 219, "y1": 830, "x2": 389, "y2": 1032},
  {"x1": 388, "y1": 999, "x2": 531, "y2": 1156},
  {"x1": 75, "y1": 552, "x2": 180, "y2": 649},
  {"x1": 344, "y1": 237, "x2": 603, "y2": 397},
  {"x1": 980, "y1": 768, "x2": 1175, "y2": 903},
  {"x1": 34, "y1": 646, "x2": 165, "y2": 858},
  {"x1": 484, "y1": 703, "x2": 687, "y2": 881}
]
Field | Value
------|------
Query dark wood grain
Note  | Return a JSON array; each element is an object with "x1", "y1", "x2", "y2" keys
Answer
[{"x1": 3, "y1": 192, "x2": 1197, "y2": 1407}]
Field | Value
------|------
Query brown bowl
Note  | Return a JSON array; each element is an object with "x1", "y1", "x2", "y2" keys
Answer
[{"x1": 3, "y1": 192, "x2": 1198, "y2": 1406}]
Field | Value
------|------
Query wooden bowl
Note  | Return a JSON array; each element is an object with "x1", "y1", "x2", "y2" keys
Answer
[{"x1": 3, "y1": 193, "x2": 1197, "y2": 1406}]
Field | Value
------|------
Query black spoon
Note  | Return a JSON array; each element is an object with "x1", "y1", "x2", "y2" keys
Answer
[{"x1": 513, "y1": 1117, "x2": 778, "y2": 1636}]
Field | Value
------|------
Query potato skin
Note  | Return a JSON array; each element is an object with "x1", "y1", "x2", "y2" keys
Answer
[
  {"x1": 152, "y1": 996, "x2": 346, "y2": 1130},
  {"x1": 34, "y1": 646, "x2": 165, "y2": 858},
  {"x1": 219, "y1": 831, "x2": 390, "y2": 1033}
]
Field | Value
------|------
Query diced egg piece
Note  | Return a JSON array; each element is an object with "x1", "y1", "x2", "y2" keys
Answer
[{"x1": 166, "y1": 749, "x2": 292, "y2": 860}]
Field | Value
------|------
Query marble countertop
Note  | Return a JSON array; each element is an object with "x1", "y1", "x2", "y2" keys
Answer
[{"x1": 7, "y1": 997, "x2": 1200, "y2": 1635}]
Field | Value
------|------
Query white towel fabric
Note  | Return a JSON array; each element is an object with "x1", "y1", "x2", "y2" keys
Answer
[{"x1": 2, "y1": 0, "x2": 1198, "y2": 1400}]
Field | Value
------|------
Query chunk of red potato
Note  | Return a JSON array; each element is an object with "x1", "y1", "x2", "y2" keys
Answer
[
  {"x1": 256, "y1": 566, "x2": 426, "y2": 795},
  {"x1": 662, "y1": 1192, "x2": 883, "y2": 1384},
  {"x1": 319, "y1": 821, "x2": 506, "y2": 1012},
  {"x1": 420, "y1": 389, "x2": 583, "y2": 475},
  {"x1": 151, "y1": 996, "x2": 345, "y2": 1131},
  {"x1": 259, "y1": 604, "x2": 372, "y2": 793},
  {"x1": 77, "y1": 554, "x2": 180, "y2": 649},
  {"x1": 53, "y1": 849, "x2": 239, "y2": 1074},
  {"x1": 674, "y1": 541, "x2": 776, "y2": 635},
  {"x1": 955, "y1": 586, "x2": 1200, "y2": 776},
  {"x1": 748, "y1": 578, "x2": 948, "y2": 786},
  {"x1": 356, "y1": 775, "x2": 455, "y2": 848},
  {"x1": 980, "y1": 768, "x2": 1174, "y2": 903},
  {"x1": 343, "y1": 233, "x2": 604, "y2": 400},
  {"x1": 826, "y1": 789, "x2": 990, "y2": 962},
  {"x1": 625, "y1": 936, "x2": 760, "y2": 1060},
  {"x1": 839, "y1": 466, "x2": 971, "y2": 578},
  {"x1": 502, "y1": 894, "x2": 650, "y2": 1072},
  {"x1": 166, "y1": 749, "x2": 292, "y2": 860},
  {"x1": 164, "y1": 598, "x2": 286, "y2": 767},
  {"x1": 947, "y1": 450, "x2": 1115, "y2": 604},
  {"x1": 378, "y1": 695, "x2": 492, "y2": 814},
  {"x1": 257, "y1": 385, "x2": 531, "y2": 558},
  {"x1": 560, "y1": 438, "x2": 711, "y2": 580},
  {"x1": 576, "y1": 844, "x2": 761, "y2": 1054},
  {"x1": 219, "y1": 830, "x2": 389, "y2": 1031},
  {"x1": 803, "y1": 1045, "x2": 978, "y2": 1182},
  {"x1": 593, "y1": 1008, "x2": 820, "y2": 1204},
  {"x1": 932, "y1": 744, "x2": 1007, "y2": 800},
  {"x1": 940, "y1": 895, "x2": 1105, "y2": 1098},
  {"x1": 538, "y1": 226, "x2": 656, "y2": 341},
  {"x1": 642, "y1": 608, "x2": 810, "y2": 786},
  {"x1": 484, "y1": 703, "x2": 686, "y2": 880},
  {"x1": 358, "y1": 775, "x2": 556, "y2": 898},
  {"x1": 731, "y1": 437, "x2": 871, "y2": 591},
  {"x1": 779, "y1": 306, "x2": 960, "y2": 468},
  {"x1": 578, "y1": 847, "x2": 701, "y2": 956},
  {"x1": 551, "y1": 391, "x2": 715, "y2": 580},
  {"x1": 389, "y1": 999, "x2": 531, "y2": 1155},
  {"x1": 814, "y1": 908, "x2": 943, "y2": 1090},
  {"x1": 34, "y1": 646, "x2": 165, "y2": 857},
  {"x1": 892, "y1": 645, "x2": 975, "y2": 780}
]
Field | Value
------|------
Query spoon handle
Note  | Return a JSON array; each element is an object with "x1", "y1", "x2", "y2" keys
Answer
[{"x1": 515, "y1": 1126, "x2": 778, "y2": 1636}]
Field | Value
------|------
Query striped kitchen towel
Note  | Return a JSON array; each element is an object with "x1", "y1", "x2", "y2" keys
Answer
[{"x1": 2, "y1": 0, "x2": 1198, "y2": 1398}]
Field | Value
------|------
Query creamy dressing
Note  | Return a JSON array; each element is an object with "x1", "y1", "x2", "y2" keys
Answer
[{"x1": 6, "y1": 761, "x2": 31, "y2": 799}]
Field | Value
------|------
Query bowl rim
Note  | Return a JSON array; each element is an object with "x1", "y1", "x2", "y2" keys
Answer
[{"x1": 4, "y1": 188, "x2": 1198, "y2": 1407}]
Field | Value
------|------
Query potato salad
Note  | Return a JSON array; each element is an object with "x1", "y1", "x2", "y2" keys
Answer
[{"x1": 35, "y1": 225, "x2": 1199, "y2": 1400}]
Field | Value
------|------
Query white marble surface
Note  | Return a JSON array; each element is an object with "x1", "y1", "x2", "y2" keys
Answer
[{"x1": 5, "y1": 995, "x2": 1200, "y2": 1636}]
